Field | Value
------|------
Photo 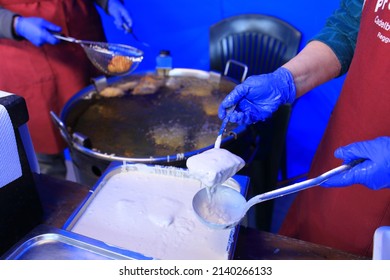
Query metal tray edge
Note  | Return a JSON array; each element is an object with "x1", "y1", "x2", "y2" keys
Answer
[{"x1": 2, "y1": 225, "x2": 153, "y2": 260}]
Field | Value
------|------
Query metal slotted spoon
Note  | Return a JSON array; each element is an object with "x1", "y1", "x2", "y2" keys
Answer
[{"x1": 53, "y1": 34, "x2": 143, "y2": 76}]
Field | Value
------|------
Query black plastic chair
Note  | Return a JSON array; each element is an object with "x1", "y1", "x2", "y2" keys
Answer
[
  {"x1": 210, "y1": 13, "x2": 301, "y2": 78},
  {"x1": 209, "y1": 14, "x2": 301, "y2": 231}
]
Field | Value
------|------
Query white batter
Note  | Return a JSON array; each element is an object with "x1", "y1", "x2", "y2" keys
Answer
[
  {"x1": 70, "y1": 165, "x2": 236, "y2": 260},
  {"x1": 194, "y1": 185, "x2": 247, "y2": 227},
  {"x1": 186, "y1": 148, "x2": 245, "y2": 187}
]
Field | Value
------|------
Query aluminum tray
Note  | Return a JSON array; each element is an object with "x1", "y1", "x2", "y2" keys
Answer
[
  {"x1": 2, "y1": 225, "x2": 151, "y2": 260},
  {"x1": 64, "y1": 162, "x2": 249, "y2": 260}
]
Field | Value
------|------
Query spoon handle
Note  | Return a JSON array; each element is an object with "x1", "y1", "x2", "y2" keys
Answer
[
  {"x1": 53, "y1": 34, "x2": 80, "y2": 44},
  {"x1": 244, "y1": 159, "x2": 364, "y2": 212},
  {"x1": 214, "y1": 105, "x2": 236, "y2": 148},
  {"x1": 122, "y1": 23, "x2": 150, "y2": 47}
]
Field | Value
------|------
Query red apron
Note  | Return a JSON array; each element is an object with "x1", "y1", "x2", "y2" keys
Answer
[
  {"x1": 0, "y1": 0, "x2": 106, "y2": 154},
  {"x1": 280, "y1": 0, "x2": 390, "y2": 257}
]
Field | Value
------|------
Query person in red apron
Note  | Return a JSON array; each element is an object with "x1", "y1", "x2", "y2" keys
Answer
[
  {"x1": 218, "y1": 0, "x2": 390, "y2": 258},
  {"x1": 0, "y1": 0, "x2": 132, "y2": 178}
]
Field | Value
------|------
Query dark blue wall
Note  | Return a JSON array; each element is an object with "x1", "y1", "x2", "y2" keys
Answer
[{"x1": 100, "y1": 1, "x2": 340, "y2": 72}]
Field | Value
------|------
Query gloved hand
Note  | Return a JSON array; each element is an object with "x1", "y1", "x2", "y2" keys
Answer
[
  {"x1": 107, "y1": 0, "x2": 133, "y2": 31},
  {"x1": 14, "y1": 17, "x2": 61, "y2": 46},
  {"x1": 322, "y1": 136, "x2": 390, "y2": 190},
  {"x1": 218, "y1": 67, "x2": 296, "y2": 125}
]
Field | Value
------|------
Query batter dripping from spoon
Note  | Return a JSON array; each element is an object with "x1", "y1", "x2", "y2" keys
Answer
[
  {"x1": 186, "y1": 105, "x2": 245, "y2": 224},
  {"x1": 186, "y1": 144, "x2": 245, "y2": 226}
]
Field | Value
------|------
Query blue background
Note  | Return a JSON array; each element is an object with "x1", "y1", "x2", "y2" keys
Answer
[{"x1": 97, "y1": 0, "x2": 346, "y2": 231}]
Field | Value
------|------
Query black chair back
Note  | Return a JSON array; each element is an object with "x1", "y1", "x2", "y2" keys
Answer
[{"x1": 210, "y1": 14, "x2": 301, "y2": 78}]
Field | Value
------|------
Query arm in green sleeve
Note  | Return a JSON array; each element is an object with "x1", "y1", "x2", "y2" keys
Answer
[{"x1": 311, "y1": 0, "x2": 363, "y2": 75}]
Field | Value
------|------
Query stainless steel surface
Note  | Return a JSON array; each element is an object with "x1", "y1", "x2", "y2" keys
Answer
[{"x1": 2, "y1": 225, "x2": 151, "y2": 260}]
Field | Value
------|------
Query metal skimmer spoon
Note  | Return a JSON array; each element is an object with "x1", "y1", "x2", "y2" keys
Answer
[{"x1": 53, "y1": 34, "x2": 143, "y2": 76}]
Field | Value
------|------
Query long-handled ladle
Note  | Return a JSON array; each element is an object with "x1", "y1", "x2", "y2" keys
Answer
[{"x1": 192, "y1": 160, "x2": 363, "y2": 230}]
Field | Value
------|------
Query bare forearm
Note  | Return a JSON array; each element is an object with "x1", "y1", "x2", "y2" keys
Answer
[{"x1": 283, "y1": 40, "x2": 341, "y2": 98}]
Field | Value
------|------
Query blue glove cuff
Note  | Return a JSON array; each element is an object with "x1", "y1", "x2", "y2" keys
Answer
[{"x1": 275, "y1": 67, "x2": 296, "y2": 104}]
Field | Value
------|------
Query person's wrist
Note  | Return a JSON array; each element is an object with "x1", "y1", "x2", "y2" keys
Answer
[
  {"x1": 12, "y1": 16, "x2": 24, "y2": 40},
  {"x1": 276, "y1": 67, "x2": 296, "y2": 104}
]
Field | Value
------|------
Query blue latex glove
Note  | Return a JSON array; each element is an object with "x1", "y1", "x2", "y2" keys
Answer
[
  {"x1": 14, "y1": 17, "x2": 61, "y2": 46},
  {"x1": 218, "y1": 67, "x2": 296, "y2": 125},
  {"x1": 322, "y1": 137, "x2": 390, "y2": 190},
  {"x1": 108, "y1": 0, "x2": 133, "y2": 31}
]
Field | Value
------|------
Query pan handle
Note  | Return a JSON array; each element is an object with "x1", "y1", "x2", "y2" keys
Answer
[
  {"x1": 91, "y1": 76, "x2": 108, "y2": 93},
  {"x1": 224, "y1": 59, "x2": 248, "y2": 82},
  {"x1": 50, "y1": 111, "x2": 73, "y2": 147}
]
